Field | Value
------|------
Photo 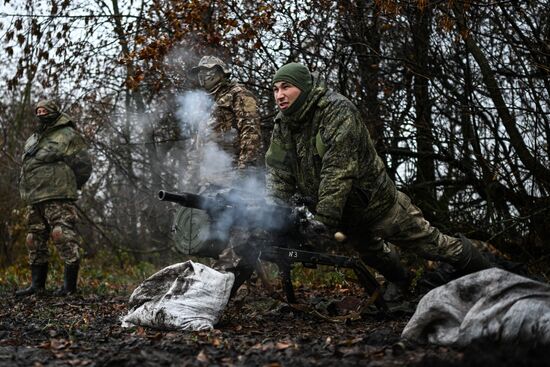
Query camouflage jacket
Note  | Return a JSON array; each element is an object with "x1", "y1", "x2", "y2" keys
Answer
[
  {"x1": 265, "y1": 77, "x2": 397, "y2": 228},
  {"x1": 19, "y1": 114, "x2": 92, "y2": 204},
  {"x1": 208, "y1": 81, "x2": 262, "y2": 169}
]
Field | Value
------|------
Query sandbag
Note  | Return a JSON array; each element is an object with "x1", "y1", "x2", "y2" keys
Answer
[
  {"x1": 121, "y1": 261, "x2": 234, "y2": 331},
  {"x1": 402, "y1": 268, "x2": 550, "y2": 346}
]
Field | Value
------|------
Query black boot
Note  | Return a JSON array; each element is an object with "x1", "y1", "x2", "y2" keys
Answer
[
  {"x1": 54, "y1": 262, "x2": 80, "y2": 296},
  {"x1": 361, "y1": 246, "x2": 410, "y2": 285},
  {"x1": 15, "y1": 263, "x2": 48, "y2": 297},
  {"x1": 453, "y1": 235, "x2": 492, "y2": 276},
  {"x1": 361, "y1": 246, "x2": 411, "y2": 301}
]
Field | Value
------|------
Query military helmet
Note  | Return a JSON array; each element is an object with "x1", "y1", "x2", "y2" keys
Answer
[
  {"x1": 189, "y1": 55, "x2": 231, "y2": 77},
  {"x1": 35, "y1": 99, "x2": 61, "y2": 114}
]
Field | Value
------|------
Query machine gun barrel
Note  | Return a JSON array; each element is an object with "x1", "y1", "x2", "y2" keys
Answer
[
  {"x1": 158, "y1": 190, "x2": 226, "y2": 213},
  {"x1": 159, "y1": 189, "x2": 294, "y2": 230}
]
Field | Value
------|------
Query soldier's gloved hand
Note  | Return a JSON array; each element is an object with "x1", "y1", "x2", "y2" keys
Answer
[
  {"x1": 300, "y1": 217, "x2": 340, "y2": 251},
  {"x1": 307, "y1": 218, "x2": 329, "y2": 236},
  {"x1": 301, "y1": 217, "x2": 334, "y2": 240}
]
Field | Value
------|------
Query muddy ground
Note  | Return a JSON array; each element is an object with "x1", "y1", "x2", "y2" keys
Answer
[{"x1": 0, "y1": 279, "x2": 547, "y2": 367}]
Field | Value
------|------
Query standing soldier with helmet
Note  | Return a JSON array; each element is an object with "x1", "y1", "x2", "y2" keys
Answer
[
  {"x1": 16, "y1": 100, "x2": 93, "y2": 297},
  {"x1": 187, "y1": 56, "x2": 263, "y2": 292},
  {"x1": 189, "y1": 55, "x2": 262, "y2": 172}
]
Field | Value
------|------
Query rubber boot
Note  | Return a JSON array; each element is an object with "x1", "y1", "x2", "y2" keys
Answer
[
  {"x1": 54, "y1": 262, "x2": 79, "y2": 296},
  {"x1": 361, "y1": 246, "x2": 411, "y2": 301},
  {"x1": 453, "y1": 235, "x2": 492, "y2": 276},
  {"x1": 15, "y1": 263, "x2": 48, "y2": 297}
]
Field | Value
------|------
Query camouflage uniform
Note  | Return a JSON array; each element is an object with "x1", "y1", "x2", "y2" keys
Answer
[
  {"x1": 266, "y1": 73, "x2": 489, "y2": 283},
  {"x1": 189, "y1": 57, "x2": 263, "y2": 279},
  {"x1": 17, "y1": 99, "x2": 92, "y2": 297},
  {"x1": 24, "y1": 201, "x2": 81, "y2": 265},
  {"x1": 189, "y1": 56, "x2": 262, "y2": 188},
  {"x1": 208, "y1": 81, "x2": 262, "y2": 170}
]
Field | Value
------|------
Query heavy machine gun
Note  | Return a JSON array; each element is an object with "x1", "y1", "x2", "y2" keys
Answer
[{"x1": 158, "y1": 189, "x2": 388, "y2": 311}]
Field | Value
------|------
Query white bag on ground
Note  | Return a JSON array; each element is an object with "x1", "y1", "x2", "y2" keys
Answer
[
  {"x1": 121, "y1": 261, "x2": 235, "y2": 331},
  {"x1": 402, "y1": 268, "x2": 550, "y2": 346}
]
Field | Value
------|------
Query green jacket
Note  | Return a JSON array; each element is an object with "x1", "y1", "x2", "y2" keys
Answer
[
  {"x1": 265, "y1": 77, "x2": 396, "y2": 229},
  {"x1": 19, "y1": 113, "x2": 92, "y2": 205}
]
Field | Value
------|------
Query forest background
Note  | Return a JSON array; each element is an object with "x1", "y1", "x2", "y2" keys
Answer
[{"x1": 1, "y1": 0, "x2": 549, "y2": 288}]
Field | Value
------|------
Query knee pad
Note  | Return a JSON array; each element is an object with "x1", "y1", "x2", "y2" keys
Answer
[{"x1": 51, "y1": 226, "x2": 64, "y2": 243}]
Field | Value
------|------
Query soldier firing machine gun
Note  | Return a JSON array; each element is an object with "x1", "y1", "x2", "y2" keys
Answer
[{"x1": 158, "y1": 189, "x2": 388, "y2": 312}]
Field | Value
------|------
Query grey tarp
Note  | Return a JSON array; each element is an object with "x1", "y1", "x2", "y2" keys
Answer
[
  {"x1": 121, "y1": 261, "x2": 234, "y2": 331},
  {"x1": 402, "y1": 268, "x2": 550, "y2": 346}
]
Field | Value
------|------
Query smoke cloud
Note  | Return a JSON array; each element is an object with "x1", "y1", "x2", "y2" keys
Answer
[
  {"x1": 173, "y1": 88, "x2": 279, "y2": 246},
  {"x1": 176, "y1": 90, "x2": 213, "y2": 139}
]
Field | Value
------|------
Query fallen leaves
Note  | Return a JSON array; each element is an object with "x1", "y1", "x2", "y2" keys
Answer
[
  {"x1": 250, "y1": 339, "x2": 297, "y2": 352},
  {"x1": 196, "y1": 349, "x2": 209, "y2": 363},
  {"x1": 0, "y1": 287, "x2": 466, "y2": 366},
  {"x1": 38, "y1": 338, "x2": 71, "y2": 350}
]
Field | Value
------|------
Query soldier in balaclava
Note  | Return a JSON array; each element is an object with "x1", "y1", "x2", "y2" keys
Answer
[
  {"x1": 188, "y1": 56, "x2": 263, "y2": 293},
  {"x1": 17, "y1": 100, "x2": 92, "y2": 297},
  {"x1": 190, "y1": 55, "x2": 262, "y2": 172}
]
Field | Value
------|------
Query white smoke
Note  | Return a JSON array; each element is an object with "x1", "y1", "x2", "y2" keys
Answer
[
  {"x1": 176, "y1": 90, "x2": 213, "y2": 139},
  {"x1": 200, "y1": 141, "x2": 235, "y2": 182},
  {"x1": 174, "y1": 89, "x2": 280, "y2": 245}
]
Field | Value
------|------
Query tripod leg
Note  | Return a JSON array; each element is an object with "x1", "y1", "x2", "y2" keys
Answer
[{"x1": 278, "y1": 263, "x2": 296, "y2": 303}]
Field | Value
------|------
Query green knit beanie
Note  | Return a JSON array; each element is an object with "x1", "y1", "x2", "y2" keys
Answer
[
  {"x1": 273, "y1": 63, "x2": 313, "y2": 116},
  {"x1": 272, "y1": 63, "x2": 313, "y2": 94}
]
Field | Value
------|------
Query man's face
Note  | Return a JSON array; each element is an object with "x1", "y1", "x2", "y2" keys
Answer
[
  {"x1": 273, "y1": 81, "x2": 301, "y2": 111},
  {"x1": 198, "y1": 67, "x2": 223, "y2": 92},
  {"x1": 36, "y1": 107, "x2": 49, "y2": 116}
]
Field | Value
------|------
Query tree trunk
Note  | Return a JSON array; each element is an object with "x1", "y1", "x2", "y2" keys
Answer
[{"x1": 411, "y1": 4, "x2": 437, "y2": 217}]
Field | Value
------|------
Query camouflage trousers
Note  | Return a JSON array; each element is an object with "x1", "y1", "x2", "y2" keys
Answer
[
  {"x1": 25, "y1": 200, "x2": 81, "y2": 266},
  {"x1": 350, "y1": 191, "x2": 464, "y2": 264}
]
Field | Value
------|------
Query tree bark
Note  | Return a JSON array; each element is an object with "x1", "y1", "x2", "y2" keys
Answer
[{"x1": 411, "y1": 4, "x2": 436, "y2": 214}]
